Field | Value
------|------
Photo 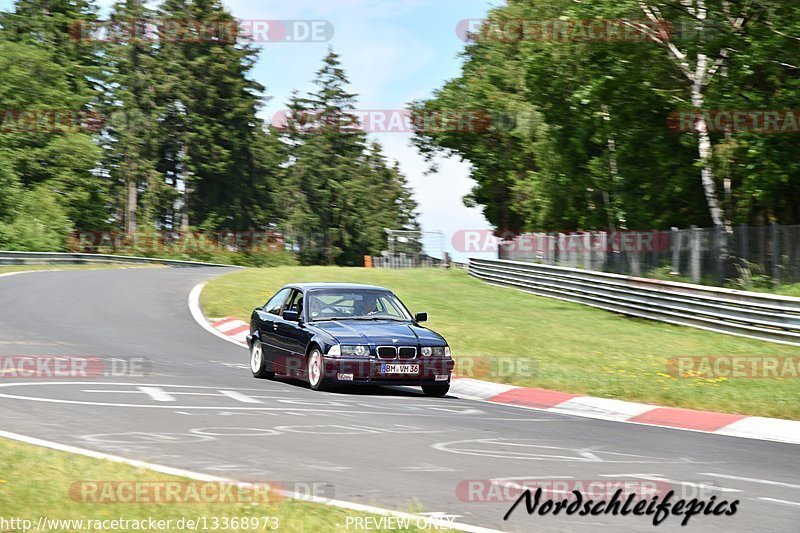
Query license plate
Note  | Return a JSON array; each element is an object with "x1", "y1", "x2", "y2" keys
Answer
[{"x1": 381, "y1": 364, "x2": 419, "y2": 374}]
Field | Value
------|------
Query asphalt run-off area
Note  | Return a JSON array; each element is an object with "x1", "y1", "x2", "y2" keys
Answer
[{"x1": 1, "y1": 268, "x2": 799, "y2": 532}]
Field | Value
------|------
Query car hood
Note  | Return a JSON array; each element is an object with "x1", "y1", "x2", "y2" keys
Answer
[{"x1": 312, "y1": 320, "x2": 445, "y2": 346}]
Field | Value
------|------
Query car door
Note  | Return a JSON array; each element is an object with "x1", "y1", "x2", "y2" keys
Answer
[
  {"x1": 274, "y1": 289, "x2": 309, "y2": 377},
  {"x1": 256, "y1": 288, "x2": 292, "y2": 372}
]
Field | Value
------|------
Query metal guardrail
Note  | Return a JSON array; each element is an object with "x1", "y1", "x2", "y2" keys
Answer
[
  {"x1": 0, "y1": 251, "x2": 241, "y2": 269},
  {"x1": 470, "y1": 257, "x2": 800, "y2": 346}
]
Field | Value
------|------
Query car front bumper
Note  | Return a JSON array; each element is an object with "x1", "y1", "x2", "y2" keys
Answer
[{"x1": 321, "y1": 357, "x2": 455, "y2": 385}]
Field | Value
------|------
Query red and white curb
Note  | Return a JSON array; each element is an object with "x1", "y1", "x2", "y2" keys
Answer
[
  {"x1": 201, "y1": 313, "x2": 800, "y2": 446},
  {"x1": 211, "y1": 317, "x2": 250, "y2": 345},
  {"x1": 451, "y1": 379, "x2": 800, "y2": 445}
]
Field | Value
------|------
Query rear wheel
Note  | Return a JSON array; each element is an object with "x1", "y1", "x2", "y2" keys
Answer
[
  {"x1": 250, "y1": 340, "x2": 275, "y2": 379},
  {"x1": 422, "y1": 382, "x2": 450, "y2": 397},
  {"x1": 308, "y1": 348, "x2": 327, "y2": 391}
]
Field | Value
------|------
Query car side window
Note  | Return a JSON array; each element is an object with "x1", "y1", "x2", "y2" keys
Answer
[
  {"x1": 285, "y1": 289, "x2": 304, "y2": 315},
  {"x1": 264, "y1": 288, "x2": 291, "y2": 316}
]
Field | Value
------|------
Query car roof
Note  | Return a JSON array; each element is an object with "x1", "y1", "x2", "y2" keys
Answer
[{"x1": 285, "y1": 282, "x2": 391, "y2": 292}]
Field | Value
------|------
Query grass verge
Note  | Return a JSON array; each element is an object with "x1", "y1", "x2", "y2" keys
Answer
[
  {"x1": 0, "y1": 437, "x2": 433, "y2": 532},
  {"x1": 202, "y1": 266, "x2": 800, "y2": 420}
]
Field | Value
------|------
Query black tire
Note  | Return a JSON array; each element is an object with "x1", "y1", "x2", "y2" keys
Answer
[
  {"x1": 307, "y1": 347, "x2": 327, "y2": 391},
  {"x1": 250, "y1": 339, "x2": 275, "y2": 379},
  {"x1": 422, "y1": 382, "x2": 450, "y2": 397}
]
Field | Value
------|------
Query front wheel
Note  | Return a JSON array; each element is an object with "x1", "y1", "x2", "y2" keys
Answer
[
  {"x1": 250, "y1": 340, "x2": 275, "y2": 379},
  {"x1": 307, "y1": 348, "x2": 327, "y2": 391},
  {"x1": 422, "y1": 382, "x2": 450, "y2": 397}
]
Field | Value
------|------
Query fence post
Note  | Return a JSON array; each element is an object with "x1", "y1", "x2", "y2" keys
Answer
[
  {"x1": 670, "y1": 227, "x2": 680, "y2": 275},
  {"x1": 557, "y1": 233, "x2": 564, "y2": 267},
  {"x1": 738, "y1": 224, "x2": 748, "y2": 264},
  {"x1": 629, "y1": 233, "x2": 642, "y2": 276},
  {"x1": 598, "y1": 231, "x2": 607, "y2": 272},
  {"x1": 583, "y1": 232, "x2": 592, "y2": 270},
  {"x1": 772, "y1": 222, "x2": 781, "y2": 285},
  {"x1": 715, "y1": 225, "x2": 725, "y2": 285},
  {"x1": 690, "y1": 225, "x2": 701, "y2": 283}
]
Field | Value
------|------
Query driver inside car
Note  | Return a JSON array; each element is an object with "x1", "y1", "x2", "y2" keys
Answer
[{"x1": 359, "y1": 294, "x2": 380, "y2": 316}]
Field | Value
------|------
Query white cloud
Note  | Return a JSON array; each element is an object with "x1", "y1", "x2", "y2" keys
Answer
[{"x1": 375, "y1": 134, "x2": 495, "y2": 262}]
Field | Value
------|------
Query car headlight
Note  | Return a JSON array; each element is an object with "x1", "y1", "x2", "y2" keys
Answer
[
  {"x1": 327, "y1": 345, "x2": 342, "y2": 356},
  {"x1": 341, "y1": 345, "x2": 370, "y2": 357},
  {"x1": 421, "y1": 347, "x2": 433, "y2": 357},
  {"x1": 433, "y1": 346, "x2": 448, "y2": 357}
]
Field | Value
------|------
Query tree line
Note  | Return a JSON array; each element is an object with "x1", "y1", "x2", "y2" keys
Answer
[
  {"x1": 412, "y1": 0, "x2": 800, "y2": 235},
  {"x1": 0, "y1": 0, "x2": 417, "y2": 265}
]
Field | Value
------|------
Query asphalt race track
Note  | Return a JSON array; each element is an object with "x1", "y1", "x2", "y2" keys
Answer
[{"x1": 1, "y1": 267, "x2": 798, "y2": 532}]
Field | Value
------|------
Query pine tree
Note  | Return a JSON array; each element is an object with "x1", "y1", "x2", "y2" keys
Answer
[
  {"x1": 279, "y1": 50, "x2": 368, "y2": 264},
  {"x1": 278, "y1": 51, "x2": 418, "y2": 265},
  {"x1": 102, "y1": 0, "x2": 165, "y2": 234},
  {"x1": 155, "y1": 0, "x2": 270, "y2": 231},
  {"x1": 1, "y1": 0, "x2": 102, "y2": 100}
]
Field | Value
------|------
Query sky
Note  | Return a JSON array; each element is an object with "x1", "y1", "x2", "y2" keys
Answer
[{"x1": 0, "y1": 0, "x2": 499, "y2": 261}]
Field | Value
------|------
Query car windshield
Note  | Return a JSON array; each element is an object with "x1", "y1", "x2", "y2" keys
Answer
[{"x1": 307, "y1": 289, "x2": 413, "y2": 322}]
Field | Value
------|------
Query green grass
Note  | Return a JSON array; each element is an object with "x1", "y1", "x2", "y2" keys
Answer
[
  {"x1": 202, "y1": 266, "x2": 800, "y2": 420},
  {"x1": 647, "y1": 265, "x2": 800, "y2": 296},
  {"x1": 757, "y1": 283, "x2": 800, "y2": 298},
  {"x1": 0, "y1": 438, "x2": 432, "y2": 532}
]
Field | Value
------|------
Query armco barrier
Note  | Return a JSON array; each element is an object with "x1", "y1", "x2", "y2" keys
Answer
[
  {"x1": 0, "y1": 251, "x2": 241, "y2": 269},
  {"x1": 469, "y1": 257, "x2": 800, "y2": 346}
]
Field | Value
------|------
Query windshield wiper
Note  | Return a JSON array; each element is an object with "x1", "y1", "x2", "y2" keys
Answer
[
  {"x1": 347, "y1": 317, "x2": 407, "y2": 321},
  {"x1": 315, "y1": 317, "x2": 408, "y2": 322}
]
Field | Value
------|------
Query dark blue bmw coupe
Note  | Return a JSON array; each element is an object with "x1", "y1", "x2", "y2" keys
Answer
[{"x1": 247, "y1": 283, "x2": 455, "y2": 396}]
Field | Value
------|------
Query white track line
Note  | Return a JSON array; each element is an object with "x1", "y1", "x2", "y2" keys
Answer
[
  {"x1": 219, "y1": 390, "x2": 263, "y2": 404},
  {"x1": 700, "y1": 473, "x2": 800, "y2": 490},
  {"x1": 604, "y1": 474, "x2": 740, "y2": 493},
  {"x1": 758, "y1": 497, "x2": 800, "y2": 508},
  {"x1": 137, "y1": 386, "x2": 177, "y2": 402},
  {"x1": 0, "y1": 430, "x2": 501, "y2": 533}
]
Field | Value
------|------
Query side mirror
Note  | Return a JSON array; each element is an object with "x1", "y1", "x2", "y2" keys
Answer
[
  {"x1": 414, "y1": 312, "x2": 428, "y2": 323},
  {"x1": 283, "y1": 310, "x2": 301, "y2": 322}
]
